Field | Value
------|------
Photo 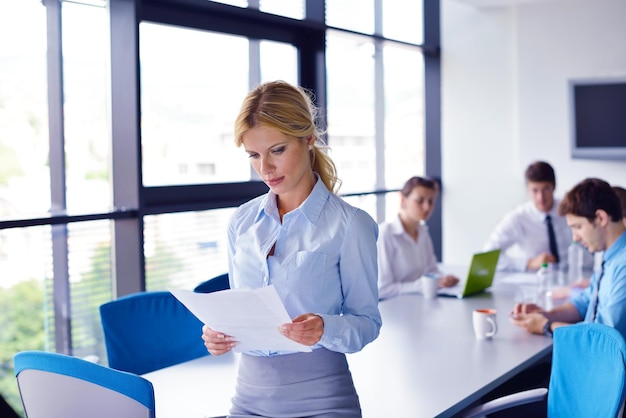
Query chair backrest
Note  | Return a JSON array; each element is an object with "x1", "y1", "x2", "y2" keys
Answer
[
  {"x1": 194, "y1": 273, "x2": 230, "y2": 293},
  {"x1": 99, "y1": 291, "x2": 208, "y2": 375},
  {"x1": 549, "y1": 323, "x2": 626, "y2": 418},
  {"x1": 14, "y1": 350, "x2": 155, "y2": 418}
]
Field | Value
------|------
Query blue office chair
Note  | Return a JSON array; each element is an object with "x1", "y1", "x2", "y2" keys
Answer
[
  {"x1": 99, "y1": 291, "x2": 209, "y2": 375},
  {"x1": 194, "y1": 273, "x2": 230, "y2": 293},
  {"x1": 461, "y1": 322, "x2": 626, "y2": 418},
  {"x1": 14, "y1": 350, "x2": 155, "y2": 418}
]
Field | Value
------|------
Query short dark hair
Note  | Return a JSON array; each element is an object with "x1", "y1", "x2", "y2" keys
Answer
[
  {"x1": 613, "y1": 186, "x2": 626, "y2": 219},
  {"x1": 400, "y1": 176, "x2": 440, "y2": 197},
  {"x1": 558, "y1": 178, "x2": 622, "y2": 222},
  {"x1": 525, "y1": 161, "x2": 556, "y2": 186}
]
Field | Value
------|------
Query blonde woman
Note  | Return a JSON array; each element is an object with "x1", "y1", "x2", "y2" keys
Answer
[{"x1": 201, "y1": 81, "x2": 381, "y2": 417}]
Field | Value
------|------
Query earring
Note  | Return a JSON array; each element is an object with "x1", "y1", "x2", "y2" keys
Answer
[{"x1": 308, "y1": 145, "x2": 314, "y2": 150}]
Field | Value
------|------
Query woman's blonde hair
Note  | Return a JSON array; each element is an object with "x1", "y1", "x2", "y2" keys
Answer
[{"x1": 234, "y1": 80, "x2": 340, "y2": 193}]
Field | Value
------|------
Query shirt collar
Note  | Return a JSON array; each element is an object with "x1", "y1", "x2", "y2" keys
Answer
[
  {"x1": 390, "y1": 214, "x2": 407, "y2": 235},
  {"x1": 298, "y1": 175, "x2": 328, "y2": 224},
  {"x1": 254, "y1": 175, "x2": 329, "y2": 225},
  {"x1": 530, "y1": 198, "x2": 560, "y2": 221},
  {"x1": 255, "y1": 192, "x2": 278, "y2": 223},
  {"x1": 390, "y1": 213, "x2": 423, "y2": 236},
  {"x1": 604, "y1": 230, "x2": 626, "y2": 263}
]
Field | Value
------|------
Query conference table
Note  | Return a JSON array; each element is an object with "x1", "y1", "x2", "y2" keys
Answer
[{"x1": 143, "y1": 270, "x2": 553, "y2": 418}]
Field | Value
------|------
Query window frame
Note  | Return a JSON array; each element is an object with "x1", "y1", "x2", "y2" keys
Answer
[{"x1": 0, "y1": 0, "x2": 440, "y2": 355}]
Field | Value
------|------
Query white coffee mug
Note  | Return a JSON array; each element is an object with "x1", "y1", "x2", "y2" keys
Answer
[
  {"x1": 421, "y1": 275, "x2": 439, "y2": 299},
  {"x1": 473, "y1": 309, "x2": 497, "y2": 339}
]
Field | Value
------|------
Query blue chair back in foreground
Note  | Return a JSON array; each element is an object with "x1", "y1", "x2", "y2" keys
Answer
[
  {"x1": 461, "y1": 322, "x2": 626, "y2": 418},
  {"x1": 14, "y1": 350, "x2": 155, "y2": 418},
  {"x1": 547, "y1": 322, "x2": 626, "y2": 418},
  {"x1": 100, "y1": 291, "x2": 208, "y2": 375},
  {"x1": 194, "y1": 273, "x2": 230, "y2": 293}
]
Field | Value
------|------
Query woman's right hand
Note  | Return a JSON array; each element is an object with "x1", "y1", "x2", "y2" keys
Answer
[{"x1": 201, "y1": 325, "x2": 237, "y2": 356}]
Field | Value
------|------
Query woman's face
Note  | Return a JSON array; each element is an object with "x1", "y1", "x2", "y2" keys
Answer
[
  {"x1": 242, "y1": 125, "x2": 315, "y2": 206},
  {"x1": 400, "y1": 186, "x2": 438, "y2": 222}
]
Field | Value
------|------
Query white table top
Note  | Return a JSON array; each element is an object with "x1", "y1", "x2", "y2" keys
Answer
[
  {"x1": 143, "y1": 272, "x2": 552, "y2": 418},
  {"x1": 349, "y1": 282, "x2": 552, "y2": 417},
  {"x1": 143, "y1": 352, "x2": 238, "y2": 418}
]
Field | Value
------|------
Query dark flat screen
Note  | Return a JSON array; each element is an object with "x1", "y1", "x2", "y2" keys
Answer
[
  {"x1": 571, "y1": 80, "x2": 626, "y2": 160},
  {"x1": 574, "y1": 83, "x2": 626, "y2": 147}
]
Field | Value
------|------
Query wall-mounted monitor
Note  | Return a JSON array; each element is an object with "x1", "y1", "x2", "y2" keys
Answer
[{"x1": 569, "y1": 77, "x2": 626, "y2": 160}]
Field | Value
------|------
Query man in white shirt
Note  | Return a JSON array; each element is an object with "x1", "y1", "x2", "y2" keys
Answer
[{"x1": 483, "y1": 161, "x2": 592, "y2": 272}]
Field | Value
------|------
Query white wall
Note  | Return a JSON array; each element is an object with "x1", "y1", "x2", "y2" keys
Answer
[{"x1": 441, "y1": 0, "x2": 626, "y2": 264}]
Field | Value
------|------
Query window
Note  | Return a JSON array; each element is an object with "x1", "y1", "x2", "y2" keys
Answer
[
  {"x1": 144, "y1": 209, "x2": 235, "y2": 290},
  {"x1": 62, "y1": 2, "x2": 111, "y2": 212},
  {"x1": 326, "y1": 0, "x2": 375, "y2": 34},
  {"x1": 0, "y1": 1, "x2": 51, "y2": 414},
  {"x1": 326, "y1": 20, "x2": 426, "y2": 220},
  {"x1": 140, "y1": 24, "x2": 251, "y2": 186},
  {"x1": 0, "y1": 1, "x2": 49, "y2": 217},
  {"x1": 1, "y1": 4, "x2": 438, "y2": 417},
  {"x1": 211, "y1": 0, "x2": 305, "y2": 19},
  {"x1": 327, "y1": 31, "x2": 376, "y2": 194},
  {"x1": 383, "y1": 43, "x2": 425, "y2": 189},
  {"x1": 140, "y1": 24, "x2": 299, "y2": 186},
  {"x1": 382, "y1": 0, "x2": 423, "y2": 44}
]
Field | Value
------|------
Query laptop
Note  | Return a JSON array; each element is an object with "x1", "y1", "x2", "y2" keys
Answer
[{"x1": 437, "y1": 249, "x2": 501, "y2": 299}]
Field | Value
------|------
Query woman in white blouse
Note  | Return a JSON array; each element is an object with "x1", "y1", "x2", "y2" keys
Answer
[{"x1": 377, "y1": 176, "x2": 459, "y2": 300}]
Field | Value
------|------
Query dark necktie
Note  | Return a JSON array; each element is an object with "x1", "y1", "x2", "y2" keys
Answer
[
  {"x1": 545, "y1": 215, "x2": 560, "y2": 263},
  {"x1": 591, "y1": 260, "x2": 606, "y2": 322}
]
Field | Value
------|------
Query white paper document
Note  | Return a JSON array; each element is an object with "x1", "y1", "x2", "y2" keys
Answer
[{"x1": 170, "y1": 285, "x2": 312, "y2": 353}]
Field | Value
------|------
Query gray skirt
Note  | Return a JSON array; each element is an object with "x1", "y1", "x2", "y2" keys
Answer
[{"x1": 228, "y1": 348, "x2": 361, "y2": 418}]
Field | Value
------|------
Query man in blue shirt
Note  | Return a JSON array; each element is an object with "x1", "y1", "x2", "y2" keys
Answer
[{"x1": 510, "y1": 178, "x2": 626, "y2": 338}]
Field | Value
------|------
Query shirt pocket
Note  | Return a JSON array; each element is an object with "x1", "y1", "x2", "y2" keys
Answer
[{"x1": 286, "y1": 251, "x2": 326, "y2": 295}]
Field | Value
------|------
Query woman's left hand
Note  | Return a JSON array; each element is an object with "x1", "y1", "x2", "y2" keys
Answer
[{"x1": 279, "y1": 313, "x2": 324, "y2": 346}]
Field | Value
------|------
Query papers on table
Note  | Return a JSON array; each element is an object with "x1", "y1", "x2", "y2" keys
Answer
[{"x1": 170, "y1": 285, "x2": 312, "y2": 353}]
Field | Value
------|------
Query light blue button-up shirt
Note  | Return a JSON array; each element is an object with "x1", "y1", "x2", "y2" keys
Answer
[
  {"x1": 572, "y1": 231, "x2": 626, "y2": 337},
  {"x1": 227, "y1": 176, "x2": 382, "y2": 356}
]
